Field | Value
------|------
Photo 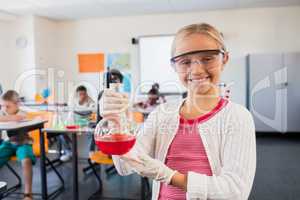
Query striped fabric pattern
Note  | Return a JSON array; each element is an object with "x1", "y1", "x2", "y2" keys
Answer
[
  {"x1": 113, "y1": 97, "x2": 256, "y2": 200},
  {"x1": 158, "y1": 99, "x2": 228, "y2": 200}
]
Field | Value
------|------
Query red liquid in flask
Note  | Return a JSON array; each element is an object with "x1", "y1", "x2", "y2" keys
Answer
[{"x1": 95, "y1": 134, "x2": 136, "y2": 155}]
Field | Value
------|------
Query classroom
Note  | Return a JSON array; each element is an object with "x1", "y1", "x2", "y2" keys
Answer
[{"x1": 0, "y1": 0, "x2": 300, "y2": 200}]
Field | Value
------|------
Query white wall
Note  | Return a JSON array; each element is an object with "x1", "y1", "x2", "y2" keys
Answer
[
  {"x1": 33, "y1": 17, "x2": 61, "y2": 102},
  {"x1": 13, "y1": 16, "x2": 36, "y2": 100},
  {"x1": 0, "y1": 16, "x2": 37, "y2": 100},
  {"x1": 34, "y1": 17, "x2": 59, "y2": 70},
  {"x1": 0, "y1": 16, "x2": 59, "y2": 101},
  {"x1": 0, "y1": 20, "x2": 14, "y2": 91},
  {"x1": 1, "y1": 6, "x2": 300, "y2": 105},
  {"x1": 54, "y1": 6, "x2": 300, "y2": 106}
]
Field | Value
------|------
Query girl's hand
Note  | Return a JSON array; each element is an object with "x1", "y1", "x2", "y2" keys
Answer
[
  {"x1": 120, "y1": 151, "x2": 177, "y2": 184},
  {"x1": 99, "y1": 89, "x2": 129, "y2": 118}
]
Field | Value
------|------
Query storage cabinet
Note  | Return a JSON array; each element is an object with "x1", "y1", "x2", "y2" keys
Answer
[{"x1": 247, "y1": 52, "x2": 300, "y2": 132}]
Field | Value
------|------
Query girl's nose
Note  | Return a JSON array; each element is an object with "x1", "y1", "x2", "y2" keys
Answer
[{"x1": 190, "y1": 60, "x2": 206, "y2": 73}]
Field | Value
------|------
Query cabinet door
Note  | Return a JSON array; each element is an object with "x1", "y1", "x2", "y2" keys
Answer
[
  {"x1": 248, "y1": 53, "x2": 286, "y2": 132},
  {"x1": 285, "y1": 52, "x2": 300, "y2": 132}
]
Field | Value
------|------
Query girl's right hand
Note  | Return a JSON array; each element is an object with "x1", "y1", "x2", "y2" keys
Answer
[{"x1": 99, "y1": 89, "x2": 129, "y2": 119}]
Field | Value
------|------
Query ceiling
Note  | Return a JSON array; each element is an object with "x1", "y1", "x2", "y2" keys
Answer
[{"x1": 0, "y1": 0, "x2": 299, "y2": 20}]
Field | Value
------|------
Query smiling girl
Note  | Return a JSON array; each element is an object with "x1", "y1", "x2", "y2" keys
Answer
[{"x1": 99, "y1": 23, "x2": 256, "y2": 200}]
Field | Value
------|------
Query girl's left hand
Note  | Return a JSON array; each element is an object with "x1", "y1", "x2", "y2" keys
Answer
[{"x1": 120, "y1": 151, "x2": 177, "y2": 184}]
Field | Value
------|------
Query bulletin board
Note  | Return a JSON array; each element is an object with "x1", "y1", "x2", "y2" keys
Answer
[{"x1": 78, "y1": 53, "x2": 104, "y2": 73}]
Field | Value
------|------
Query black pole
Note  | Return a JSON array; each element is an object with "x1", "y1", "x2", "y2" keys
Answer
[
  {"x1": 106, "y1": 67, "x2": 111, "y2": 89},
  {"x1": 96, "y1": 67, "x2": 111, "y2": 123},
  {"x1": 72, "y1": 133, "x2": 79, "y2": 200},
  {"x1": 39, "y1": 128, "x2": 48, "y2": 200}
]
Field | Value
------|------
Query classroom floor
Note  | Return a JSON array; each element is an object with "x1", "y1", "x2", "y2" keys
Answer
[
  {"x1": 1, "y1": 133, "x2": 300, "y2": 200},
  {"x1": 249, "y1": 133, "x2": 300, "y2": 200}
]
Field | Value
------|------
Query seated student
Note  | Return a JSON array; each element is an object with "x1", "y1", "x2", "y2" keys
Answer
[
  {"x1": 0, "y1": 90, "x2": 35, "y2": 200},
  {"x1": 72, "y1": 85, "x2": 96, "y2": 110},
  {"x1": 59, "y1": 85, "x2": 96, "y2": 162},
  {"x1": 58, "y1": 134, "x2": 72, "y2": 162},
  {"x1": 134, "y1": 84, "x2": 166, "y2": 113}
]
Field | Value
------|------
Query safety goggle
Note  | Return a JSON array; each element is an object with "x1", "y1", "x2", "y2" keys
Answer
[{"x1": 170, "y1": 49, "x2": 225, "y2": 63}]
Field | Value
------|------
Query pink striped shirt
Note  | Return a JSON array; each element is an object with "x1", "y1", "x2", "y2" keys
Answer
[{"x1": 158, "y1": 98, "x2": 228, "y2": 200}]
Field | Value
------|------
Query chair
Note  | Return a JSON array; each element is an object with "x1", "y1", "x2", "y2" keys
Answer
[
  {"x1": 28, "y1": 111, "x2": 65, "y2": 198},
  {"x1": 28, "y1": 111, "x2": 63, "y2": 167},
  {"x1": 85, "y1": 111, "x2": 150, "y2": 199},
  {"x1": 85, "y1": 151, "x2": 114, "y2": 199},
  {"x1": 2, "y1": 111, "x2": 65, "y2": 199},
  {"x1": 132, "y1": 111, "x2": 144, "y2": 123},
  {"x1": 3, "y1": 160, "x2": 21, "y2": 197}
]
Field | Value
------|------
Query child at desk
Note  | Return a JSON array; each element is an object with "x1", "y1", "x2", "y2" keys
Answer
[
  {"x1": 71, "y1": 85, "x2": 96, "y2": 110},
  {"x1": 58, "y1": 85, "x2": 96, "y2": 162},
  {"x1": 0, "y1": 90, "x2": 35, "y2": 200}
]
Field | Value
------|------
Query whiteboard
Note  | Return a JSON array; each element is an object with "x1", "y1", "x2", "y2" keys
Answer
[{"x1": 139, "y1": 35, "x2": 186, "y2": 93}]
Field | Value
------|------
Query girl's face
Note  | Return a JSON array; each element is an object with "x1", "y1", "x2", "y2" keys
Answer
[{"x1": 173, "y1": 33, "x2": 228, "y2": 96}]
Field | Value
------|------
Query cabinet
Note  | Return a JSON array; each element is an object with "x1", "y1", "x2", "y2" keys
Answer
[{"x1": 247, "y1": 52, "x2": 300, "y2": 132}]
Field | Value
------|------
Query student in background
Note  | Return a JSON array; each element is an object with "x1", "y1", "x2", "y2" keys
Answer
[
  {"x1": 151, "y1": 82, "x2": 160, "y2": 91},
  {"x1": 72, "y1": 85, "x2": 95, "y2": 110},
  {"x1": 59, "y1": 85, "x2": 96, "y2": 162},
  {"x1": 58, "y1": 135, "x2": 72, "y2": 162},
  {"x1": 100, "y1": 23, "x2": 256, "y2": 200},
  {"x1": 134, "y1": 83, "x2": 166, "y2": 113},
  {"x1": 150, "y1": 83, "x2": 166, "y2": 103},
  {"x1": 0, "y1": 90, "x2": 35, "y2": 200},
  {"x1": 96, "y1": 69, "x2": 124, "y2": 123}
]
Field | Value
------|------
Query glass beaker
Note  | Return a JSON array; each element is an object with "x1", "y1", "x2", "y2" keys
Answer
[
  {"x1": 94, "y1": 84, "x2": 136, "y2": 155},
  {"x1": 51, "y1": 104, "x2": 64, "y2": 130}
]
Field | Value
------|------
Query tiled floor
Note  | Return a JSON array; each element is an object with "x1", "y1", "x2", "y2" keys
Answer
[{"x1": 249, "y1": 133, "x2": 300, "y2": 200}]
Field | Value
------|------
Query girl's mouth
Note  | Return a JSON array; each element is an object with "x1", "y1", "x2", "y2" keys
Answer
[{"x1": 188, "y1": 75, "x2": 210, "y2": 84}]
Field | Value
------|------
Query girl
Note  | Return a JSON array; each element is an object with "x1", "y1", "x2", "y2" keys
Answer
[{"x1": 99, "y1": 23, "x2": 256, "y2": 200}]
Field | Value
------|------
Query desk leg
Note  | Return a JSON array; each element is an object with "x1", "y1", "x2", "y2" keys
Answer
[
  {"x1": 39, "y1": 128, "x2": 48, "y2": 200},
  {"x1": 72, "y1": 133, "x2": 79, "y2": 200}
]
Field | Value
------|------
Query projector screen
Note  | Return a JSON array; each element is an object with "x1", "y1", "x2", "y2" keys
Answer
[{"x1": 139, "y1": 35, "x2": 186, "y2": 94}]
